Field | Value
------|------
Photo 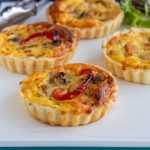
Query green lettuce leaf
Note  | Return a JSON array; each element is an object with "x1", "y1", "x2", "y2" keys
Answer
[{"x1": 120, "y1": 0, "x2": 150, "y2": 28}]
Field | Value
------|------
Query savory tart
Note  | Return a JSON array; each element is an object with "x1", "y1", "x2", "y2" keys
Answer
[
  {"x1": 103, "y1": 28, "x2": 150, "y2": 84},
  {"x1": 46, "y1": 0, "x2": 124, "y2": 39},
  {"x1": 0, "y1": 22, "x2": 79, "y2": 74},
  {"x1": 20, "y1": 63, "x2": 118, "y2": 126}
]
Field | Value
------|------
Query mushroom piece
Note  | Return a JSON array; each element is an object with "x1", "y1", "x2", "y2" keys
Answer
[{"x1": 124, "y1": 43, "x2": 137, "y2": 56}]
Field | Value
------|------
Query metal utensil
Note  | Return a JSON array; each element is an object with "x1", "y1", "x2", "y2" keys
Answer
[{"x1": 0, "y1": 0, "x2": 52, "y2": 30}]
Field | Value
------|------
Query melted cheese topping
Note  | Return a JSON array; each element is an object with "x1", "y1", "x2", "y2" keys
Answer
[
  {"x1": 49, "y1": 0, "x2": 122, "y2": 28},
  {"x1": 20, "y1": 64, "x2": 115, "y2": 114},
  {"x1": 105, "y1": 29, "x2": 150, "y2": 69},
  {"x1": 0, "y1": 22, "x2": 77, "y2": 58}
]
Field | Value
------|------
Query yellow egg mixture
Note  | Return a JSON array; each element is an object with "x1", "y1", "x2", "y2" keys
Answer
[
  {"x1": 106, "y1": 29, "x2": 150, "y2": 69},
  {"x1": 20, "y1": 64, "x2": 115, "y2": 114},
  {"x1": 49, "y1": 0, "x2": 122, "y2": 28},
  {"x1": 0, "y1": 23, "x2": 75, "y2": 58}
]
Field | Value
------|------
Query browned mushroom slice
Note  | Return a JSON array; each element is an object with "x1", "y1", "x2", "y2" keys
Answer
[
  {"x1": 124, "y1": 43, "x2": 137, "y2": 56},
  {"x1": 143, "y1": 43, "x2": 150, "y2": 50},
  {"x1": 140, "y1": 54, "x2": 150, "y2": 60}
]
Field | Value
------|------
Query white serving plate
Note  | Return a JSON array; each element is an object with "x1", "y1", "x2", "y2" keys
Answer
[{"x1": 0, "y1": 3, "x2": 150, "y2": 147}]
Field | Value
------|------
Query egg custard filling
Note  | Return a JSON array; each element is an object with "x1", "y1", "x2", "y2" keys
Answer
[
  {"x1": 0, "y1": 22, "x2": 78, "y2": 58},
  {"x1": 20, "y1": 64, "x2": 116, "y2": 114},
  {"x1": 48, "y1": 0, "x2": 122, "y2": 28},
  {"x1": 105, "y1": 29, "x2": 150, "y2": 69}
]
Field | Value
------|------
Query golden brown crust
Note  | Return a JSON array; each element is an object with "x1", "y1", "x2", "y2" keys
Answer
[
  {"x1": 20, "y1": 63, "x2": 118, "y2": 126},
  {"x1": 46, "y1": 0, "x2": 124, "y2": 39},
  {"x1": 21, "y1": 97, "x2": 116, "y2": 126},
  {"x1": 103, "y1": 28, "x2": 150, "y2": 84},
  {"x1": 0, "y1": 22, "x2": 79, "y2": 74},
  {"x1": 0, "y1": 50, "x2": 75, "y2": 74}
]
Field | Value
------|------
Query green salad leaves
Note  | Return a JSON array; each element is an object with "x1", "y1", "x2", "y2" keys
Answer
[{"x1": 120, "y1": 0, "x2": 150, "y2": 28}]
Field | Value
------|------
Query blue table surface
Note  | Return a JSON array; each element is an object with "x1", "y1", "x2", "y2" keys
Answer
[{"x1": 0, "y1": 148, "x2": 149, "y2": 150}]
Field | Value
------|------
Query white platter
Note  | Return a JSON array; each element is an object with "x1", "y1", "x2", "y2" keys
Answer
[{"x1": 0, "y1": 3, "x2": 150, "y2": 147}]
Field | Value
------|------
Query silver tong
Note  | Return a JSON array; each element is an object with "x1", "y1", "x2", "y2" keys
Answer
[{"x1": 0, "y1": 0, "x2": 51, "y2": 30}]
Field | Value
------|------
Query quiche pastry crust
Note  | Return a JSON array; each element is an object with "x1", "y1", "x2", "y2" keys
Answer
[
  {"x1": 0, "y1": 51, "x2": 75, "y2": 74},
  {"x1": 103, "y1": 28, "x2": 150, "y2": 84},
  {"x1": 20, "y1": 64, "x2": 118, "y2": 126},
  {"x1": 0, "y1": 22, "x2": 79, "y2": 74},
  {"x1": 46, "y1": 0, "x2": 124, "y2": 39}
]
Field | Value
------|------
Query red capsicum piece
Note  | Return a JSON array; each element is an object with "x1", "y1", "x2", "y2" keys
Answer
[
  {"x1": 51, "y1": 69, "x2": 95, "y2": 101},
  {"x1": 19, "y1": 30, "x2": 59, "y2": 45}
]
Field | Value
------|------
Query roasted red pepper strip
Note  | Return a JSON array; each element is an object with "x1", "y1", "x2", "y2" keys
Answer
[
  {"x1": 51, "y1": 69, "x2": 95, "y2": 101},
  {"x1": 19, "y1": 30, "x2": 59, "y2": 45}
]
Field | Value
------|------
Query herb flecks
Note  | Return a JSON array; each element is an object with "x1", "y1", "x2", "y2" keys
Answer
[{"x1": 49, "y1": 72, "x2": 68, "y2": 85}]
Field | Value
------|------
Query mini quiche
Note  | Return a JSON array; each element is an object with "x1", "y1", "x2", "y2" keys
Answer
[
  {"x1": 46, "y1": 0, "x2": 124, "y2": 39},
  {"x1": 103, "y1": 28, "x2": 150, "y2": 84},
  {"x1": 20, "y1": 63, "x2": 118, "y2": 126},
  {"x1": 0, "y1": 22, "x2": 79, "y2": 74}
]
